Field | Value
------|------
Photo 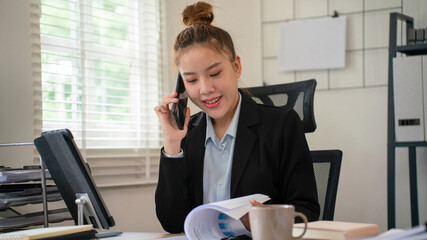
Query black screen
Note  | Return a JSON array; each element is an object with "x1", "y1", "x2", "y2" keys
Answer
[{"x1": 34, "y1": 129, "x2": 115, "y2": 229}]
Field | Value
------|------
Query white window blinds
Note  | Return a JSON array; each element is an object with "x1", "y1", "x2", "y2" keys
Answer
[{"x1": 30, "y1": 0, "x2": 167, "y2": 187}]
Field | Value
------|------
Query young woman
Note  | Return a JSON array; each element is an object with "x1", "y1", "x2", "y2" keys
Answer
[{"x1": 154, "y1": 1, "x2": 320, "y2": 233}]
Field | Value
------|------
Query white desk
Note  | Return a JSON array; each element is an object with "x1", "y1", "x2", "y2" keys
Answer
[{"x1": 105, "y1": 232, "x2": 186, "y2": 240}]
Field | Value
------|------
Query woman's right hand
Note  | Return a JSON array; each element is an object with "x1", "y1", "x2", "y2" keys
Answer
[
  {"x1": 154, "y1": 92, "x2": 191, "y2": 155},
  {"x1": 240, "y1": 200, "x2": 264, "y2": 231}
]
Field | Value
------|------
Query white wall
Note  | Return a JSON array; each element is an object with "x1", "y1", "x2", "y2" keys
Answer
[
  {"x1": 0, "y1": 0, "x2": 34, "y2": 167},
  {"x1": 308, "y1": 87, "x2": 389, "y2": 228},
  {"x1": 1, "y1": 0, "x2": 426, "y2": 234}
]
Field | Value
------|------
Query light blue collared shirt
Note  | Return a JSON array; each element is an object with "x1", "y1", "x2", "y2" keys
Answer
[{"x1": 203, "y1": 93, "x2": 242, "y2": 204}]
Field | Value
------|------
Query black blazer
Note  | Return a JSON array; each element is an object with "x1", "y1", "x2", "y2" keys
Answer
[{"x1": 155, "y1": 90, "x2": 320, "y2": 233}]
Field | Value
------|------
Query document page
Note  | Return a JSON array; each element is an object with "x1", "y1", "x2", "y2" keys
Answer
[{"x1": 184, "y1": 194, "x2": 270, "y2": 240}]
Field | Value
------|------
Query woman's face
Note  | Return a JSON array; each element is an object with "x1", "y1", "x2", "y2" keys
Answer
[{"x1": 178, "y1": 46, "x2": 241, "y2": 125}]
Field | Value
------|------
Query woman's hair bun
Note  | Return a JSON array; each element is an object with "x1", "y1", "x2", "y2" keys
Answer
[{"x1": 182, "y1": 1, "x2": 214, "y2": 27}]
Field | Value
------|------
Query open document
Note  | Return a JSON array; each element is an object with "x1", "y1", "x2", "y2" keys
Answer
[{"x1": 183, "y1": 194, "x2": 270, "y2": 240}]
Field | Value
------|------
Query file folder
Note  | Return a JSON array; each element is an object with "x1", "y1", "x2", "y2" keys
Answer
[{"x1": 393, "y1": 56, "x2": 424, "y2": 142}]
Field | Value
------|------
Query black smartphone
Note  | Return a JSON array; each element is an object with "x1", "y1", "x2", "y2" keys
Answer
[{"x1": 172, "y1": 72, "x2": 188, "y2": 130}]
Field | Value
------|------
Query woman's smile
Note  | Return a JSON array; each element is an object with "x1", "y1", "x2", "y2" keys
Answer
[{"x1": 202, "y1": 96, "x2": 222, "y2": 108}]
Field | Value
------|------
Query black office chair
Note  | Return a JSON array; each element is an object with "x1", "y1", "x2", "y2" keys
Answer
[
  {"x1": 310, "y1": 150, "x2": 342, "y2": 220},
  {"x1": 245, "y1": 79, "x2": 342, "y2": 220},
  {"x1": 246, "y1": 79, "x2": 317, "y2": 133}
]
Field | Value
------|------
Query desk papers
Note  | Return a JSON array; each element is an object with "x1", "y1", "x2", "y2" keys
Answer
[{"x1": 0, "y1": 225, "x2": 96, "y2": 240}]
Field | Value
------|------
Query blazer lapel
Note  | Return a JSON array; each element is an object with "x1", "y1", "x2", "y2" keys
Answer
[
  {"x1": 231, "y1": 91, "x2": 259, "y2": 197},
  {"x1": 185, "y1": 113, "x2": 207, "y2": 205}
]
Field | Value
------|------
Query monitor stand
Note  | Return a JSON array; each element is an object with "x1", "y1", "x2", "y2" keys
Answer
[
  {"x1": 75, "y1": 193, "x2": 104, "y2": 230},
  {"x1": 75, "y1": 193, "x2": 123, "y2": 238}
]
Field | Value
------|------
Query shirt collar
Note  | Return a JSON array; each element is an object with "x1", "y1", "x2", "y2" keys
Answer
[{"x1": 205, "y1": 92, "x2": 242, "y2": 146}]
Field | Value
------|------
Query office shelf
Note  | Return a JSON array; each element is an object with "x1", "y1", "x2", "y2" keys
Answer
[
  {"x1": 0, "y1": 143, "x2": 72, "y2": 231},
  {"x1": 387, "y1": 12, "x2": 426, "y2": 229},
  {"x1": 395, "y1": 44, "x2": 427, "y2": 55},
  {"x1": 394, "y1": 142, "x2": 427, "y2": 147}
]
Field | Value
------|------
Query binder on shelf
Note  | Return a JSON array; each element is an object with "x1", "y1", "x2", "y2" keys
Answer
[
  {"x1": 415, "y1": 29, "x2": 425, "y2": 44},
  {"x1": 392, "y1": 56, "x2": 424, "y2": 142},
  {"x1": 408, "y1": 29, "x2": 416, "y2": 45}
]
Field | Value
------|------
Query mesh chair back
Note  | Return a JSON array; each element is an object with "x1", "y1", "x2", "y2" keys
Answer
[
  {"x1": 311, "y1": 150, "x2": 342, "y2": 220},
  {"x1": 245, "y1": 79, "x2": 317, "y2": 133},
  {"x1": 246, "y1": 79, "x2": 342, "y2": 220}
]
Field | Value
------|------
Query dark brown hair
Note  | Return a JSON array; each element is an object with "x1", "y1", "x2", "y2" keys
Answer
[{"x1": 173, "y1": 1, "x2": 236, "y2": 65}]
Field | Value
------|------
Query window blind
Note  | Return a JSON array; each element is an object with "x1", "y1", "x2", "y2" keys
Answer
[{"x1": 30, "y1": 0, "x2": 167, "y2": 187}]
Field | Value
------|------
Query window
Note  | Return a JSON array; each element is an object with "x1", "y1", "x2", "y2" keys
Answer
[{"x1": 30, "y1": 0, "x2": 167, "y2": 186}]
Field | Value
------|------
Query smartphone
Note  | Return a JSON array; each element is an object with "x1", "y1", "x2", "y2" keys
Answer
[{"x1": 172, "y1": 72, "x2": 188, "y2": 130}]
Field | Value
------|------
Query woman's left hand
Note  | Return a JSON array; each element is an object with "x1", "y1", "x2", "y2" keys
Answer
[{"x1": 240, "y1": 200, "x2": 263, "y2": 231}]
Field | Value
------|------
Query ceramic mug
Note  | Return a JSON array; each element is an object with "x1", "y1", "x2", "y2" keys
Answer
[{"x1": 249, "y1": 204, "x2": 308, "y2": 240}]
